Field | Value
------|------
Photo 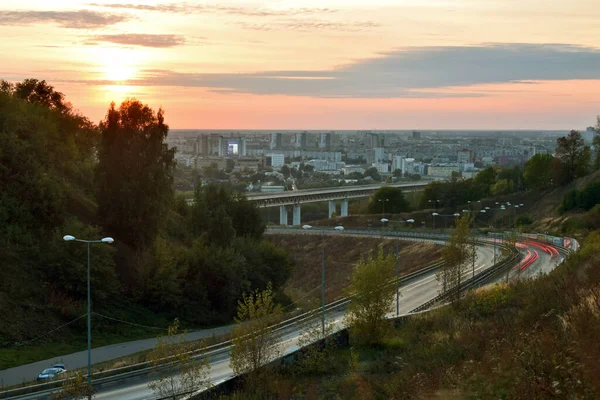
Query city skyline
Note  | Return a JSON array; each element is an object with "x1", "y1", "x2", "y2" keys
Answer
[{"x1": 1, "y1": 0, "x2": 599, "y2": 129}]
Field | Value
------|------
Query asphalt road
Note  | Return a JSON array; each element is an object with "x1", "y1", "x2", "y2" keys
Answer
[
  {"x1": 3, "y1": 235, "x2": 563, "y2": 400},
  {"x1": 7, "y1": 243, "x2": 497, "y2": 400}
]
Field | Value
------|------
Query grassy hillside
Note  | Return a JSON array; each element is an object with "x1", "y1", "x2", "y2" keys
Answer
[
  {"x1": 224, "y1": 230, "x2": 600, "y2": 399},
  {"x1": 267, "y1": 235, "x2": 441, "y2": 308}
]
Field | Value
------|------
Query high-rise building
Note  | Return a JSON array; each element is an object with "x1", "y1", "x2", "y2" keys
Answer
[
  {"x1": 295, "y1": 132, "x2": 307, "y2": 149},
  {"x1": 239, "y1": 136, "x2": 247, "y2": 157},
  {"x1": 270, "y1": 133, "x2": 282, "y2": 150},
  {"x1": 392, "y1": 155, "x2": 405, "y2": 172},
  {"x1": 362, "y1": 131, "x2": 382, "y2": 149},
  {"x1": 319, "y1": 132, "x2": 331, "y2": 149},
  {"x1": 584, "y1": 127, "x2": 597, "y2": 144},
  {"x1": 366, "y1": 147, "x2": 385, "y2": 164},
  {"x1": 265, "y1": 153, "x2": 285, "y2": 167}
]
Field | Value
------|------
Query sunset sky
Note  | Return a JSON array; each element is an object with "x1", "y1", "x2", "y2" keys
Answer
[{"x1": 1, "y1": 0, "x2": 599, "y2": 129}]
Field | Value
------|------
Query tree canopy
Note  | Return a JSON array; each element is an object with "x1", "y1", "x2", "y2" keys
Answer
[
  {"x1": 554, "y1": 130, "x2": 589, "y2": 185},
  {"x1": 524, "y1": 153, "x2": 554, "y2": 189},
  {"x1": 96, "y1": 99, "x2": 175, "y2": 249},
  {"x1": 368, "y1": 187, "x2": 410, "y2": 214}
]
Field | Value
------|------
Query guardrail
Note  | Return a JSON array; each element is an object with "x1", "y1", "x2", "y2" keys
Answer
[
  {"x1": 4, "y1": 231, "x2": 571, "y2": 400},
  {"x1": 411, "y1": 244, "x2": 520, "y2": 312},
  {"x1": 1, "y1": 257, "x2": 446, "y2": 399}
]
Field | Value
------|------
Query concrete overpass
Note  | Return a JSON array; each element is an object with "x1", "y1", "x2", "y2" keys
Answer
[{"x1": 246, "y1": 181, "x2": 429, "y2": 225}]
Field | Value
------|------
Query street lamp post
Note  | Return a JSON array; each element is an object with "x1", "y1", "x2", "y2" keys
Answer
[
  {"x1": 432, "y1": 212, "x2": 439, "y2": 230},
  {"x1": 381, "y1": 217, "x2": 389, "y2": 229},
  {"x1": 302, "y1": 224, "x2": 344, "y2": 335},
  {"x1": 63, "y1": 235, "x2": 114, "y2": 399},
  {"x1": 428, "y1": 199, "x2": 440, "y2": 211},
  {"x1": 378, "y1": 198, "x2": 389, "y2": 217}
]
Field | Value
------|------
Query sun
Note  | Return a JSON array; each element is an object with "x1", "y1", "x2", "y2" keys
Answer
[
  {"x1": 96, "y1": 47, "x2": 141, "y2": 83},
  {"x1": 105, "y1": 65, "x2": 136, "y2": 82}
]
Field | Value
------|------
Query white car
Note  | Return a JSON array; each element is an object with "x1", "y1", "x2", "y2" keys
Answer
[{"x1": 37, "y1": 364, "x2": 66, "y2": 382}]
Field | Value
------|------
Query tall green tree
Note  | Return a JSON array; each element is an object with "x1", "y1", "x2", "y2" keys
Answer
[
  {"x1": 472, "y1": 166, "x2": 497, "y2": 198},
  {"x1": 96, "y1": 100, "x2": 175, "y2": 249},
  {"x1": 524, "y1": 153, "x2": 554, "y2": 189},
  {"x1": 554, "y1": 130, "x2": 589, "y2": 185},
  {"x1": 368, "y1": 187, "x2": 410, "y2": 214}
]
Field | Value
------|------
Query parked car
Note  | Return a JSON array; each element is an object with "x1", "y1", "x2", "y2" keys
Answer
[{"x1": 37, "y1": 364, "x2": 66, "y2": 382}]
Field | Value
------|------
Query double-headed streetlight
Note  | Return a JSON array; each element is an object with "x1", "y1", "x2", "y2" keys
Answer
[
  {"x1": 479, "y1": 209, "x2": 501, "y2": 265},
  {"x1": 302, "y1": 224, "x2": 344, "y2": 335},
  {"x1": 428, "y1": 199, "x2": 441, "y2": 211},
  {"x1": 378, "y1": 198, "x2": 390, "y2": 217},
  {"x1": 433, "y1": 212, "x2": 461, "y2": 229},
  {"x1": 63, "y1": 235, "x2": 114, "y2": 399}
]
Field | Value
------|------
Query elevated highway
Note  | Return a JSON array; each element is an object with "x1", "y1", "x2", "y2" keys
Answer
[{"x1": 246, "y1": 181, "x2": 429, "y2": 225}]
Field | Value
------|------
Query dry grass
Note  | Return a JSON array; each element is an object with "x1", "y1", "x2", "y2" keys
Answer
[{"x1": 267, "y1": 234, "x2": 441, "y2": 307}]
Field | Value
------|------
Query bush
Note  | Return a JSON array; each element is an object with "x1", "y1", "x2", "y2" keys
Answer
[{"x1": 516, "y1": 215, "x2": 533, "y2": 226}]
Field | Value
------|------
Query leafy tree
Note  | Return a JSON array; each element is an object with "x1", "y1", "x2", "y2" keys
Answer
[
  {"x1": 226, "y1": 158, "x2": 235, "y2": 173},
  {"x1": 524, "y1": 153, "x2": 554, "y2": 189},
  {"x1": 181, "y1": 240, "x2": 247, "y2": 323},
  {"x1": 96, "y1": 99, "x2": 175, "y2": 249},
  {"x1": 45, "y1": 218, "x2": 119, "y2": 304},
  {"x1": 554, "y1": 130, "x2": 588, "y2": 184},
  {"x1": 438, "y1": 214, "x2": 470, "y2": 303},
  {"x1": 419, "y1": 181, "x2": 444, "y2": 209},
  {"x1": 230, "y1": 284, "x2": 282, "y2": 381},
  {"x1": 344, "y1": 246, "x2": 396, "y2": 346},
  {"x1": 472, "y1": 166, "x2": 497, "y2": 198},
  {"x1": 364, "y1": 167, "x2": 381, "y2": 181},
  {"x1": 53, "y1": 374, "x2": 94, "y2": 400},
  {"x1": 490, "y1": 178, "x2": 514, "y2": 196},
  {"x1": 6, "y1": 79, "x2": 71, "y2": 113},
  {"x1": 234, "y1": 239, "x2": 291, "y2": 290},
  {"x1": 148, "y1": 319, "x2": 211, "y2": 399},
  {"x1": 368, "y1": 187, "x2": 410, "y2": 214},
  {"x1": 137, "y1": 237, "x2": 183, "y2": 310},
  {"x1": 346, "y1": 171, "x2": 364, "y2": 180},
  {"x1": 560, "y1": 182, "x2": 600, "y2": 213},
  {"x1": 280, "y1": 165, "x2": 290, "y2": 179}
]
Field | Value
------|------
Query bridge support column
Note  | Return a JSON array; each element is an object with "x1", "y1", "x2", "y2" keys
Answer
[
  {"x1": 293, "y1": 204, "x2": 301, "y2": 226},
  {"x1": 341, "y1": 199, "x2": 349, "y2": 217},
  {"x1": 328, "y1": 200, "x2": 336, "y2": 218},
  {"x1": 279, "y1": 206, "x2": 288, "y2": 226}
]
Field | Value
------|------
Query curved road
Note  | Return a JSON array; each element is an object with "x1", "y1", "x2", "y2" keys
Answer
[{"x1": 3, "y1": 233, "x2": 562, "y2": 400}]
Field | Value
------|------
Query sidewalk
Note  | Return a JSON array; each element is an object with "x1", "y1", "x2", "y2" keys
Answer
[{"x1": 0, "y1": 324, "x2": 233, "y2": 388}]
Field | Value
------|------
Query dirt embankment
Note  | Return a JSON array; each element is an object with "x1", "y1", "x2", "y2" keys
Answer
[{"x1": 267, "y1": 234, "x2": 441, "y2": 308}]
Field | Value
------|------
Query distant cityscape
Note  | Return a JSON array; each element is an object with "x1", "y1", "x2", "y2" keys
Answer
[{"x1": 167, "y1": 128, "x2": 599, "y2": 192}]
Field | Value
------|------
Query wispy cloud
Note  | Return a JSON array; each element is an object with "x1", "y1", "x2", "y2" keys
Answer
[
  {"x1": 76, "y1": 44, "x2": 600, "y2": 98},
  {"x1": 86, "y1": 34, "x2": 186, "y2": 48},
  {"x1": 236, "y1": 20, "x2": 380, "y2": 32},
  {"x1": 0, "y1": 10, "x2": 129, "y2": 29},
  {"x1": 87, "y1": 3, "x2": 338, "y2": 17}
]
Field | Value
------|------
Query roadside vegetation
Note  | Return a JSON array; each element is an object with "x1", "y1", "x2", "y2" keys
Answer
[
  {"x1": 267, "y1": 234, "x2": 441, "y2": 307},
  {"x1": 0, "y1": 79, "x2": 291, "y2": 370},
  {"x1": 219, "y1": 230, "x2": 600, "y2": 399}
]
